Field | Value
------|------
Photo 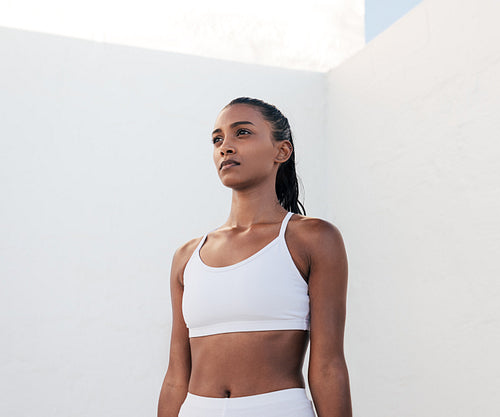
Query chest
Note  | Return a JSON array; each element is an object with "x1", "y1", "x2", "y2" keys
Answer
[{"x1": 198, "y1": 228, "x2": 309, "y2": 282}]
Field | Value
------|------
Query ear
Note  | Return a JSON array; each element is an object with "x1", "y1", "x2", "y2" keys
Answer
[{"x1": 274, "y1": 140, "x2": 293, "y2": 164}]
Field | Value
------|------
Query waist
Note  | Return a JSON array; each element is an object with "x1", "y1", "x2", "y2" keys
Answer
[{"x1": 185, "y1": 387, "x2": 310, "y2": 407}]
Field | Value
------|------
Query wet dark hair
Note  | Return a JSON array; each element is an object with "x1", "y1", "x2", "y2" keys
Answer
[{"x1": 223, "y1": 97, "x2": 306, "y2": 215}]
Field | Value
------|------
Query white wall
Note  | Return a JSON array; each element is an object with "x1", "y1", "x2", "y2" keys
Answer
[
  {"x1": 0, "y1": 0, "x2": 365, "y2": 72},
  {"x1": 3, "y1": 0, "x2": 499, "y2": 415},
  {"x1": 0, "y1": 27, "x2": 326, "y2": 417},
  {"x1": 325, "y1": 1, "x2": 500, "y2": 416}
]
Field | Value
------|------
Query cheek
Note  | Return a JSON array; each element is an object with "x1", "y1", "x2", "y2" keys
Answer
[{"x1": 254, "y1": 144, "x2": 277, "y2": 164}]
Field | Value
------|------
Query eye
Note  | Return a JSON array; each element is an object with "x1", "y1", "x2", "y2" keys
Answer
[
  {"x1": 237, "y1": 128, "x2": 251, "y2": 136},
  {"x1": 212, "y1": 129, "x2": 250, "y2": 144}
]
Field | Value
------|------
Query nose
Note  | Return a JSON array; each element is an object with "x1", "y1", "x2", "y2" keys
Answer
[{"x1": 220, "y1": 140, "x2": 235, "y2": 156}]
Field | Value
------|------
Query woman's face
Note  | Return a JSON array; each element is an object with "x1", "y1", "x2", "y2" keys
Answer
[{"x1": 212, "y1": 104, "x2": 286, "y2": 189}]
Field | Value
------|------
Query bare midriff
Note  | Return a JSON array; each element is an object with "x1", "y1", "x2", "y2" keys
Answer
[{"x1": 187, "y1": 329, "x2": 310, "y2": 398}]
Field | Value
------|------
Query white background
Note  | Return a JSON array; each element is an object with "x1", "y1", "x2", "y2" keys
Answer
[{"x1": 1, "y1": 0, "x2": 499, "y2": 416}]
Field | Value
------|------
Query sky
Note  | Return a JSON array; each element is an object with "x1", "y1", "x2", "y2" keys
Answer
[{"x1": 366, "y1": 0, "x2": 422, "y2": 42}]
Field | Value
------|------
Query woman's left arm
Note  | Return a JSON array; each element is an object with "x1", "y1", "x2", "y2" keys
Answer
[{"x1": 306, "y1": 219, "x2": 352, "y2": 417}]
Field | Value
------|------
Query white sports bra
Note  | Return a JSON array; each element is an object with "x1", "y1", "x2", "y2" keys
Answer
[{"x1": 182, "y1": 211, "x2": 311, "y2": 338}]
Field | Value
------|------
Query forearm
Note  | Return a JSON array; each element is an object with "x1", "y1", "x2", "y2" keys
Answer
[
  {"x1": 157, "y1": 373, "x2": 188, "y2": 417},
  {"x1": 308, "y1": 361, "x2": 352, "y2": 417}
]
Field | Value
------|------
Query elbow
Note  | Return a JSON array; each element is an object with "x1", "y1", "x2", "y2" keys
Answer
[{"x1": 308, "y1": 356, "x2": 350, "y2": 385}]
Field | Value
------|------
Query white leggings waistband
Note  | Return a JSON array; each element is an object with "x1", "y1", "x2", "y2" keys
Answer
[{"x1": 178, "y1": 387, "x2": 315, "y2": 416}]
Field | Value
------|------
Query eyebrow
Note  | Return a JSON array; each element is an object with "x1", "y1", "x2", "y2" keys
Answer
[{"x1": 212, "y1": 121, "x2": 255, "y2": 135}]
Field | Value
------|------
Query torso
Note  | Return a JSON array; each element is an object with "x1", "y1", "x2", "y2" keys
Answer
[{"x1": 181, "y1": 211, "x2": 312, "y2": 398}]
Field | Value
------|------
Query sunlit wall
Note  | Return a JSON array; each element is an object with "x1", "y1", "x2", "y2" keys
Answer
[
  {"x1": 326, "y1": 0, "x2": 499, "y2": 416},
  {"x1": 0, "y1": 0, "x2": 364, "y2": 72}
]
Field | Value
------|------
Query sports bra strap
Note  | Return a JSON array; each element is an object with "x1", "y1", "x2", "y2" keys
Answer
[
  {"x1": 279, "y1": 211, "x2": 293, "y2": 238},
  {"x1": 195, "y1": 232, "x2": 209, "y2": 252}
]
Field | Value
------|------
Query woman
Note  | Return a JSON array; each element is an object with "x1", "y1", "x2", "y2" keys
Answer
[{"x1": 157, "y1": 97, "x2": 351, "y2": 417}]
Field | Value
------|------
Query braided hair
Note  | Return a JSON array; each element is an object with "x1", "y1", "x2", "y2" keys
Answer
[{"x1": 223, "y1": 97, "x2": 306, "y2": 215}]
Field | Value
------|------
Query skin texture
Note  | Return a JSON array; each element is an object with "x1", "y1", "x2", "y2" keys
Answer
[{"x1": 157, "y1": 104, "x2": 352, "y2": 417}]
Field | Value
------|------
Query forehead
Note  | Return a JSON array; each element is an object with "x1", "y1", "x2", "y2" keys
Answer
[{"x1": 214, "y1": 104, "x2": 268, "y2": 129}]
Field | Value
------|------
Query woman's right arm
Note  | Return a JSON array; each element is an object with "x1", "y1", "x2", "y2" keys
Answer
[{"x1": 157, "y1": 244, "x2": 193, "y2": 417}]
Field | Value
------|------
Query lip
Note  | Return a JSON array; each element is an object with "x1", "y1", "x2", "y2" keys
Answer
[
  {"x1": 220, "y1": 159, "x2": 240, "y2": 170},
  {"x1": 220, "y1": 162, "x2": 239, "y2": 171}
]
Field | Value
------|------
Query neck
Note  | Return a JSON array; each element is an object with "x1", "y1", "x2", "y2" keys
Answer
[{"x1": 225, "y1": 179, "x2": 287, "y2": 229}]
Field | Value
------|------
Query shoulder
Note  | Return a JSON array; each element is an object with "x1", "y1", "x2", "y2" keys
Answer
[
  {"x1": 290, "y1": 213, "x2": 346, "y2": 250},
  {"x1": 174, "y1": 235, "x2": 203, "y2": 260},
  {"x1": 289, "y1": 213, "x2": 347, "y2": 269},
  {"x1": 171, "y1": 235, "x2": 204, "y2": 287}
]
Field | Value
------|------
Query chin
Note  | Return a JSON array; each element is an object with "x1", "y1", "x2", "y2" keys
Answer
[
  {"x1": 219, "y1": 176, "x2": 249, "y2": 190},
  {"x1": 220, "y1": 177, "x2": 239, "y2": 188}
]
